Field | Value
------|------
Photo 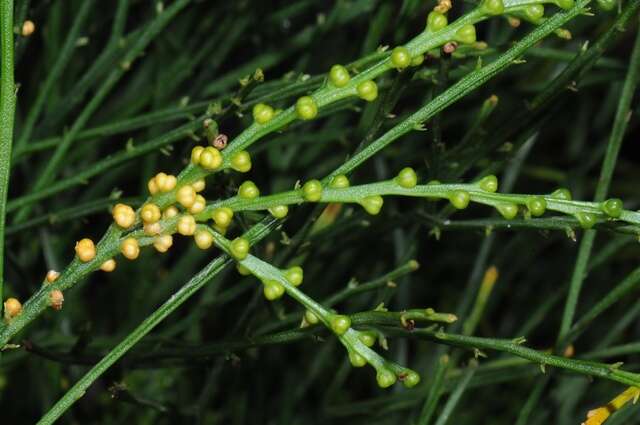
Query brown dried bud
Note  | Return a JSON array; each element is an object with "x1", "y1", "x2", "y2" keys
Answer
[
  {"x1": 212, "y1": 134, "x2": 228, "y2": 150},
  {"x1": 49, "y1": 290, "x2": 64, "y2": 311},
  {"x1": 443, "y1": 42, "x2": 458, "y2": 55}
]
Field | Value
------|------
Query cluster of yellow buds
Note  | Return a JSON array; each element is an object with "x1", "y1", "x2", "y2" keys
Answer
[{"x1": 147, "y1": 172, "x2": 177, "y2": 195}]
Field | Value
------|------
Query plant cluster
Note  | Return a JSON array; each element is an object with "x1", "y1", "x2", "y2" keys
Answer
[{"x1": 1, "y1": 0, "x2": 640, "y2": 424}]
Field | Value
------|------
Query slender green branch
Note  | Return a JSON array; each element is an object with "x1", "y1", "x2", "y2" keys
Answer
[
  {"x1": 0, "y1": 0, "x2": 16, "y2": 312},
  {"x1": 12, "y1": 100, "x2": 208, "y2": 161},
  {"x1": 417, "y1": 355, "x2": 450, "y2": 425},
  {"x1": 567, "y1": 267, "x2": 640, "y2": 344},
  {"x1": 256, "y1": 259, "x2": 421, "y2": 335},
  {"x1": 196, "y1": 175, "x2": 640, "y2": 229},
  {"x1": 208, "y1": 226, "x2": 423, "y2": 388},
  {"x1": 327, "y1": 0, "x2": 587, "y2": 179},
  {"x1": 434, "y1": 361, "x2": 476, "y2": 425},
  {"x1": 386, "y1": 326, "x2": 640, "y2": 387},
  {"x1": 13, "y1": 0, "x2": 93, "y2": 153},
  {"x1": 34, "y1": 219, "x2": 278, "y2": 425},
  {"x1": 144, "y1": 0, "x2": 583, "y2": 213},
  {"x1": 14, "y1": 0, "x2": 192, "y2": 223},
  {"x1": 418, "y1": 213, "x2": 640, "y2": 236},
  {"x1": 5, "y1": 196, "x2": 143, "y2": 236},
  {"x1": 557, "y1": 21, "x2": 640, "y2": 346}
]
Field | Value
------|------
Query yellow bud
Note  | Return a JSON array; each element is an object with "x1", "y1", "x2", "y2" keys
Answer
[
  {"x1": 154, "y1": 172, "x2": 168, "y2": 190},
  {"x1": 49, "y1": 290, "x2": 64, "y2": 311},
  {"x1": 154, "y1": 172, "x2": 177, "y2": 192},
  {"x1": 163, "y1": 206, "x2": 179, "y2": 219},
  {"x1": 75, "y1": 238, "x2": 96, "y2": 262},
  {"x1": 143, "y1": 222, "x2": 161, "y2": 236},
  {"x1": 46, "y1": 270, "x2": 60, "y2": 283},
  {"x1": 21, "y1": 20, "x2": 35, "y2": 37},
  {"x1": 212, "y1": 207, "x2": 234, "y2": 228},
  {"x1": 3, "y1": 298, "x2": 22, "y2": 321},
  {"x1": 100, "y1": 259, "x2": 117, "y2": 272},
  {"x1": 194, "y1": 230, "x2": 214, "y2": 249},
  {"x1": 120, "y1": 237, "x2": 140, "y2": 260},
  {"x1": 112, "y1": 203, "x2": 136, "y2": 229},
  {"x1": 177, "y1": 215, "x2": 196, "y2": 236},
  {"x1": 189, "y1": 194, "x2": 206, "y2": 214},
  {"x1": 192, "y1": 179, "x2": 206, "y2": 192},
  {"x1": 176, "y1": 185, "x2": 197, "y2": 208},
  {"x1": 153, "y1": 234, "x2": 173, "y2": 253},
  {"x1": 199, "y1": 146, "x2": 222, "y2": 170},
  {"x1": 141, "y1": 203, "x2": 161, "y2": 224},
  {"x1": 191, "y1": 146, "x2": 204, "y2": 164},
  {"x1": 147, "y1": 177, "x2": 158, "y2": 195}
]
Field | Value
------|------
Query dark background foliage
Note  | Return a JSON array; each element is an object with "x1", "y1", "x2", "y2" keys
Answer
[{"x1": 1, "y1": 0, "x2": 639, "y2": 423}]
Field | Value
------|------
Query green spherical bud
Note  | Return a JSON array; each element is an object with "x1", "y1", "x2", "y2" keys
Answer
[
  {"x1": 525, "y1": 4, "x2": 544, "y2": 22},
  {"x1": 411, "y1": 54, "x2": 424, "y2": 67},
  {"x1": 576, "y1": 212, "x2": 597, "y2": 229},
  {"x1": 252, "y1": 103, "x2": 275, "y2": 124},
  {"x1": 231, "y1": 150, "x2": 252, "y2": 173},
  {"x1": 212, "y1": 207, "x2": 234, "y2": 228},
  {"x1": 295, "y1": 96, "x2": 318, "y2": 120},
  {"x1": 329, "y1": 64, "x2": 351, "y2": 87},
  {"x1": 238, "y1": 181, "x2": 260, "y2": 199},
  {"x1": 236, "y1": 263, "x2": 252, "y2": 276},
  {"x1": 555, "y1": 0, "x2": 575, "y2": 9},
  {"x1": 602, "y1": 198, "x2": 623, "y2": 218},
  {"x1": 263, "y1": 280, "x2": 285, "y2": 301},
  {"x1": 330, "y1": 174, "x2": 350, "y2": 189},
  {"x1": 304, "y1": 310, "x2": 319, "y2": 325},
  {"x1": 396, "y1": 167, "x2": 418, "y2": 189},
  {"x1": 596, "y1": 0, "x2": 615, "y2": 10},
  {"x1": 478, "y1": 175, "x2": 498, "y2": 193},
  {"x1": 426, "y1": 11, "x2": 448, "y2": 32},
  {"x1": 376, "y1": 369, "x2": 397, "y2": 388},
  {"x1": 482, "y1": 0, "x2": 505, "y2": 14},
  {"x1": 527, "y1": 197, "x2": 547, "y2": 217},
  {"x1": 359, "y1": 331, "x2": 377, "y2": 347},
  {"x1": 551, "y1": 188, "x2": 572, "y2": 200},
  {"x1": 302, "y1": 180, "x2": 323, "y2": 202},
  {"x1": 402, "y1": 370, "x2": 421, "y2": 388},
  {"x1": 391, "y1": 46, "x2": 412, "y2": 70},
  {"x1": 360, "y1": 195, "x2": 384, "y2": 215},
  {"x1": 284, "y1": 266, "x2": 304, "y2": 286},
  {"x1": 268, "y1": 205, "x2": 289, "y2": 219},
  {"x1": 455, "y1": 24, "x2": 476, "y2": 44},
  {"x1": 330, "y1": 314, "x2": 351, "y2": 335},
  {"x1": 357, "y1": 80, "x2": 378, "y2": 102},
  {"x1": 349, "y1": 351, "x2": 367, "y2": 368},
  {"x1": 449, "y1": 190, "x2": 470, "y2": 210},
  {"x1": 496, "y1": 203, "x2": 519, "y2": 220},
  {"x1": 230, "y1": 237, "x2": 250, "y2": 260}
]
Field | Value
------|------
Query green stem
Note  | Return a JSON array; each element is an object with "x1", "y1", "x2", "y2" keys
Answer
[
  {"x1": 434, "y1": 361, "x2": 476, "y2": 425},
  {"x1": 146, "y1": 0, "x2": 579, "y2": 202},
  {"x1": 557, "y1": 20, "x2": 640, "y2": 346},
  {"x1": 35, "y1": 219, "x2": 278, "y2": 424},
  {"x1": 12, "y1": 100, "x2": 208, "y2": 161},
  {"x1": 417, "y1": 355, "x2": 449, "y2": 425},
  {"x1": 13, "y1": 0, "x2": 93, "y2": 153},
  {"x1": 567, "y1": 267, "x2": 640, "y2": 344},
  {"x1": 197, "y1": 179, "x2": 640, "y2": 228},
  {"x1": 14, "y1": 0, "x2": 192, "y2": 223},
  {"x1": 0, "y1": 0, "x2": 16, "y2": 310},
  {"x1": 389, "y1": 327, "x2": 640, "y2": 387},
  {"x1": 327, "y1": 1, "x2": 588, "y2": 179},
  {"x1": 514, "y1": 376, "x2": 549, "y2": 425}
]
